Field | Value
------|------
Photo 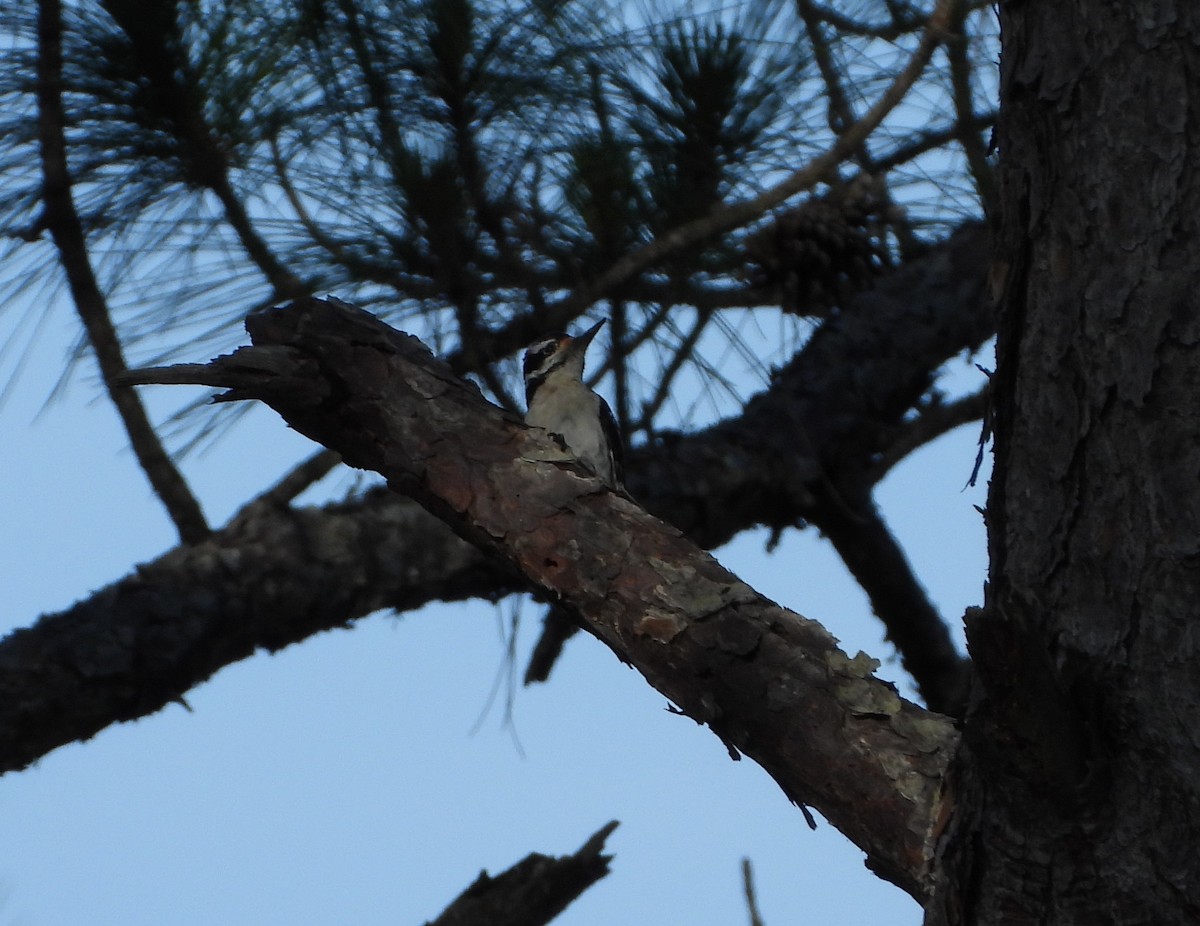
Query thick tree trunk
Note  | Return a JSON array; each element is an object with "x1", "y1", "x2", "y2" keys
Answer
[{"x1": 931, "y1": 6, "x2": 1200, "y2": 923}]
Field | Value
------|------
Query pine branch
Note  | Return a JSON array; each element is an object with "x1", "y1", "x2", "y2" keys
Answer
[
  {"x1": 35, "y1": 0, "x2": 209, "y2": 545},
  {"x1": 0, "y1": 223, "x2": 990, "y2": 783},
  {"x1": 443, "y1": 0, "x2": 962, "y2": 373},
  {"x1": 98, "y1": 0, "x2": 304, "y2": 300},
  {"x1": 0, "y1": 485, "x2": 519, "y2": 776},
  {"x1": 812, "y1": 484, "x2": 970, "y2": 714},
  {"x1": 114, "y1": 295, "x2": 958, "y2": 899}
]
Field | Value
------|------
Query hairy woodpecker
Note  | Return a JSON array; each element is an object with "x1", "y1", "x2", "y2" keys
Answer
[{"x1": 523, "y1": 320, "x2": 624, "y2": 489}]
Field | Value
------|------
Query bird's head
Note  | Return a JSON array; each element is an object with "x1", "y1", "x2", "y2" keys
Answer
[{"x1": 522, "y1": 320, "x2": 605, "y2": 401}]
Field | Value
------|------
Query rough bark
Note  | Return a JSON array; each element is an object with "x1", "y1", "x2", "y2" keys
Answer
[
  {"x1": 929, "y1": 6, "x2": 1200, "y2": 924},
  {"x1": 0, "y1": 226, "x2": 989, "y2": 779},
  {"x1": 121, "y1": 296, "x2": 959, "y2": 899},
  {"x1": 615, "y1": 222, "x2": 992, "y2": 711},
  {"x1": 636, "y1": 223, "x2": 991, "y2": 551},
  {"x1": 0, "y1": 491, "x2": 515, "y2": 772}
]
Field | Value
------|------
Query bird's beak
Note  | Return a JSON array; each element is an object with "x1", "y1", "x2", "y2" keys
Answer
[{"x1": 569, "y1": 319, "x2": 606, "y2": 353}]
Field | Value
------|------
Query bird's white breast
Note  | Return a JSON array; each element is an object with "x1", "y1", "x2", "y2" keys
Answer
[{"x1": 526, "y1": 380, "x2": 616, "y2": 485}]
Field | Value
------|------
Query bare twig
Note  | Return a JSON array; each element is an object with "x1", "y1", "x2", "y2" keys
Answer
[
  {"x1": 872, "y1": 111, "x2": 997, "y2": 174},
  {"x1": 795, "y1": 0, "x2": 920, "y2": 255},
  {"x1": 237, "y1": 448, "x2": 343, "y2": 514},
  {"x1": 635, "y1": 308, "x2": 713, "y2": 429},
  {"x1": 867, "y1": 388, "x2": 989, "y2": 483},
  {"x1": 741, "y1": 858, "x2": 766, "y2": 926},
  {"x1": 807, "y1": 2, "x2": 926, "y2": 39},
  {"x1": 796, "y1": 0, "x2": 864, "y2": 142},
  {"x1": 808, "y1": 0, "x2": 989, "y2": 39}
]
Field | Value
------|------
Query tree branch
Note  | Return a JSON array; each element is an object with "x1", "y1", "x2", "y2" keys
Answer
[
  {"x1": 626, "y1": 224, "x2": 991, "y2": 714},
  {"x1": 35, "y1": 0, "x2": 210, "y2": 545},
  {"x1": 811, "y1": 485, "x2": 970, "y2": 714},
  {"x1": 428, "y1": 821, "x2": 619, "y2": 926},
  {"x1": 741, "y1": 858, "x2": 766, "y2": 926},
  {"x1": 943, "y1": 1, "x2": 996, "y2": 210},
  {"x1": 867, "y1": 389, "x2": 989, "y2": 484},
  {"x1": 240, "y1": 447, "x2": 343, "y2": 510},
  {"x1": 629, "y1": 224, "x2": 992, "y2": 548},
  {"x1": 119, "y1": 296, "x2": 959, "y2": 899},
  {"x1": 0, "y1": 486, "x2": 518, "y2": 776},
  {"x1": 0, "y1": 222, "x2": 990, "y2": 782}
]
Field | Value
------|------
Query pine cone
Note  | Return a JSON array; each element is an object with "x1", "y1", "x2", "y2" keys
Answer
[{"x1": 744, "y1": 176, "x2": 890, "y2": 315}]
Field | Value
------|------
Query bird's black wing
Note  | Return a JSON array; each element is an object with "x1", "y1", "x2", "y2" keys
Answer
[{"x1": 597, "y1": 395, "x2": 625, "y2": 488}]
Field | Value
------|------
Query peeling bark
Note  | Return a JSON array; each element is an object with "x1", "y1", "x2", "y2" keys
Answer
[{"x1": 123, "y1": 296, "x2": 959, "y2": 899}]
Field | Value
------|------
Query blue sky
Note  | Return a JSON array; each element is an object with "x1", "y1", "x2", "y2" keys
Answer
[{"x1": 0, "y1": 302, "x2": 988, "y2": 925}]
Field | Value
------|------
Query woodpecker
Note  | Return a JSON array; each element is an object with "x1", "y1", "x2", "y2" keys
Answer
[{"x1": 523, "y1": 319, "x2": 624, "y2": 489}]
